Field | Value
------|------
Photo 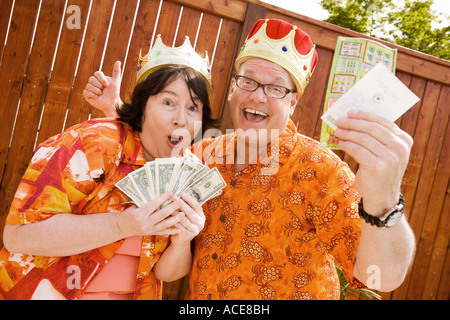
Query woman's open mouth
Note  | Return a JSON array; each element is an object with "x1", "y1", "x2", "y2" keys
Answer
[{"x1": 167, "y1": 135, "x2": 184, "y2": 148}]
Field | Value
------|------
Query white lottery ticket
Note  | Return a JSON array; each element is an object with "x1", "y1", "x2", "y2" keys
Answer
[{"x1": 321, "y1": 63, "x2": 420, "y2": 130}]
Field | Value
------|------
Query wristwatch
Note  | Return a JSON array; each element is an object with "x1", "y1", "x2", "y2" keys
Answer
[{"x1": 358, "y1": 194, "x2": 405, "y2": 228}]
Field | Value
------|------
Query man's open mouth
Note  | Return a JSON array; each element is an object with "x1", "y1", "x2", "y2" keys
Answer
[{"x1": 244, "y1": 108, "x2": 268, "y2": 123}]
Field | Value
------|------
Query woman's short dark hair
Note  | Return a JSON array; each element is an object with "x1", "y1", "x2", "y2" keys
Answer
[{"x1": 117, "y1": 65, "x2": 217, "y2": 134}]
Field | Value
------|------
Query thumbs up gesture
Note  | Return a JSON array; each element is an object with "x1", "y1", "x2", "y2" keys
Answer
[{"x1": 83, "y1": 60, "x2": 123, "y2": 118}]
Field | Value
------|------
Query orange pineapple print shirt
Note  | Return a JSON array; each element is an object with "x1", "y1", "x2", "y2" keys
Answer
[
  {"x1": 0, "y1": 119, "x2": 168, "y2": 300},
  {"x1": 187, "y1": 120, "x2": 364, "y2": 300}
]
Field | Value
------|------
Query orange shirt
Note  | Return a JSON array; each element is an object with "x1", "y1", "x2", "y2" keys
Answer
[
  {"x1": 187, "y1": 120, "x2": 364, "y2": 300},
  {"x1": 0, "y1": 119, "x2": 168, "y2": 300}
]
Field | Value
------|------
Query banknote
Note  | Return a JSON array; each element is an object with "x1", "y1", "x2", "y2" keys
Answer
[
  {"x1": 116, "y1": 154, "x2": 227, "y2": 207},
  {"x1": 154, "y1": 158, "x2": 180, "y2": 197},
  {"x1": 116, "y1": 175, "x2": 144, "y2": 207},
  {"x1": 128, "y1": 167, "x2": 153, "y2": 203},
  {"x1": 183, "y1": 167, "x2": 226, "y2": 205},
  {"x1": 144, "y1": 162, "x2": 156, "y2": 199}
]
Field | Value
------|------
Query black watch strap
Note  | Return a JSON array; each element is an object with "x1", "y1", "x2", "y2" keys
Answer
[{"x1": 358, "y1": 194, "x2": 405, "y2": 228}]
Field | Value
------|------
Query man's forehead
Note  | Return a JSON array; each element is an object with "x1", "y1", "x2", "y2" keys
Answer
[{"x1": 240, "y1": 58, "x2": 295, "y2": 86}]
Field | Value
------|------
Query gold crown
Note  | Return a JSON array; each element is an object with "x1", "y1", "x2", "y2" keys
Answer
[
  {"x1": 137, "y1": 34, "x2": 212, "y2": 93},
  {"x1": 234, "y1": 19, "x2": 316, "y2": 94}
]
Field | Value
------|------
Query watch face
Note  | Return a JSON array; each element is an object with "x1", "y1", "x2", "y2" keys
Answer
[{"x1": 385, "y1": 211, "x2": 403, "y2": 227}]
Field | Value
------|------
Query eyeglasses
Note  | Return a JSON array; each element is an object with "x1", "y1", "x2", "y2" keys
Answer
[{"x1": 234, "y1": 75, "x2": 296, "y2": 99}]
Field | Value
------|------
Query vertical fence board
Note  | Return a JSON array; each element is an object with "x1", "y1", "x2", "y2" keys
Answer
[
  {"x1": 391, "y1": 80, "x2": 442, "y2": 300},
  {"x1": 0, "y1": 0, "x2": 14, "y2": 67},
  {"x1": 154, "y1": 0, "x2": 181, "y2": 45},
  {"x1": 208, "y1": 18, "x2": 241, "y2": 119},
  {"x1": 0, "y1": 0, "x2": 67, "y2": 230},
  {"x1": 421, "y1": 90, "x2": 450, "y2": 299},
  {"x1": 296, "y1": 47, "x2": 333, "y2": 140},
  {"x1": 406, "y1": 84, "x2": 449, "y2": 299},
  {"x1": 63, "y1": 0, "x2": 116, "y2": 129},
  {"x1": 120, "y1": 0, "x2": 161, "y2": 103},
  {"x1": 0, "y1": 0, "x2": 41, "y2": 183},
  {"x1": 90, "y1": 0, "x2": 140, "y2": 119},
  {"x1": 435, "y1": 192, "x2": 450, "y2": 300},
  {"x1": 35, "y1": 0, "x2": 91, "y2": 146},
  {"x1": 174, "y1": 5, "x2": 202, "y2": 47}
]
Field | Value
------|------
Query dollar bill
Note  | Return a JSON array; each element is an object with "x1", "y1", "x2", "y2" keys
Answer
[
  {"x1": 116, "y1": 154, "x2": 227, "y2": 207},
  {"x1": 183, "y1": 167, "x2": 226, "y2": 205},
  {"x1": 144, "y1": 161, "x2": 156, "y2": 199},
  {"x1": 166, "y1": 157, "x2": 184, "y2": 192},
  {"x1": 129, "y1": 167, "x2": 153, "y2": 204},
  {"x1": 176, "y1": 164, "x2": 209, "y2": 195},
  {"x1": 116, "y1": 175, "x2": 145, "y2": 207},
  {"x1": 155, "y1": 158, "x2": 179, "y2": 196},
  {"x1": 171, "y1": 156, "x2": 205, "y2": 196},
  {"x1": 144, "y1": 162, "x2": 157, "y2": 198}
]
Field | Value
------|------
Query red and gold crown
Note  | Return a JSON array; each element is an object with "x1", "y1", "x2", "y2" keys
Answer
[
  {"x1": 137, "y1": 34, "x2": 212, "y2": 93},
  {"x1": 235, "y1": 19, "x2": 318, "y2": 94}
]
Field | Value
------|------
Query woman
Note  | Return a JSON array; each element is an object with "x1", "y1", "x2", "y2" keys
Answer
[{"x1": 0, "y1": 52, "x2": 215, "y2": 299}]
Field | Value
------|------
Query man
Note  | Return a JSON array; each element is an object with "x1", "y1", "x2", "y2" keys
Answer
[{"x1": 84, "y1": 19, "x2": 415, "y2": 299}]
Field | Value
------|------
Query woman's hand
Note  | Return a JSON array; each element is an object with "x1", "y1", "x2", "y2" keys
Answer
[
  {"x1": 170, "y1": 192, "x2": 206, "y2": 246},
  {"x1": 153, "y1": 192, "x2": 205, "y2": 281},
  {"x1": 116, "y1": 192, "x2": 185, "y2": 237}
]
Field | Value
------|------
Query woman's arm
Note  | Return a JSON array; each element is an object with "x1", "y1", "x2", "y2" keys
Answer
[
  {"x1": 153, "y1": 193, "x2": 205, "y2": 281},
  {"x1": 3, "y1": 192, "x2": 184, "y2": 257}
]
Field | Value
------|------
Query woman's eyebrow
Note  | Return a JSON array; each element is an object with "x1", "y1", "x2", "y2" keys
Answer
[
  {"x1": 160, "y1": 89, "x2": 178, "y2": 97},
  {"x1": 161, "y1": 89, "x2": 201, "y2": 104}
]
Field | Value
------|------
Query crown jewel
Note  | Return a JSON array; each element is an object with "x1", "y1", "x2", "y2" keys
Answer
[
  {"x1": 235, "y1": 19, "x2": 317, "y2": 94},
  {"x1": 137, "y1": 35, "x2": 212, "y2": 93}
]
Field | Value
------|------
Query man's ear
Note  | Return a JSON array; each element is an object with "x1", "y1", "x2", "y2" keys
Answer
[
  {"x1": 228, "y1": 77, "x2": 236, "y2": 101},
  {"x1": 289, "y1": 91, "x2": 300, "y2": 116}
]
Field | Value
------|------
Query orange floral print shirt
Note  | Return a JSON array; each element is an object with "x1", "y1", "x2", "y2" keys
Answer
[
  {"x1": 187, "y1": 120, "x2": 364, "y2": 300},
  {"x1": 0, "y1": 119, "x2": 169, "y2": 300}
]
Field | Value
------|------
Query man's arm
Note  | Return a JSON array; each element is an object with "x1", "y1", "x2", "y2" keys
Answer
[
  {"x1": 335, "y1": 110, "x2": 416, "y2": 291},
  {"x1": 354, "y1": 215, "x2": 415, "y2": 291}
]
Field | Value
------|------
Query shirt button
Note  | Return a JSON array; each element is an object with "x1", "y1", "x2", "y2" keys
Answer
[
  {"x1": 212, "y1": 253, "x2": 218, "y2": 259},
  {"x1": 220, "y1": 214, "x2": 226, "y2": 221},
  {"x1": 230, "y1": 179, "x2": 237, "y2": 186},
  {"x1": 207, "y1": 294, "x2": 212, "y2": 300}
]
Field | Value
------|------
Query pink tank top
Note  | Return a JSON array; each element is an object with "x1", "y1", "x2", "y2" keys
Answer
[{"x1": 79, "y1": 236, "x2": 143, "y2": 300}]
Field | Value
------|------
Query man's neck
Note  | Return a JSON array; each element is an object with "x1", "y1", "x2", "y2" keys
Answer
[{"x1": 233, "y1": 141, "x2": 269, "y2": 173}]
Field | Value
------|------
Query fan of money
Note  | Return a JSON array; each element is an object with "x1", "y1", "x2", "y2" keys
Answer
[{"x1": 116, "y1": 151, "x2": 226, "y2": 207}]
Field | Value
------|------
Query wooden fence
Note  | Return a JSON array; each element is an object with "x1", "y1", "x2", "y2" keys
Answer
[{"x1": 0, "y1": 0, "x2": 448, "y2": 300}]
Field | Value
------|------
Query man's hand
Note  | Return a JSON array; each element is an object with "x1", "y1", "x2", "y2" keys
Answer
[
  {"x1": 335, "y1": 110, "x2": 413, "y2": 217},
  {"x1": 82, "y1": 60, "x2": 123, "y2": 118}
]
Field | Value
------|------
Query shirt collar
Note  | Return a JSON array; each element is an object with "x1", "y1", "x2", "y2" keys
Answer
[
  {"x1": 199, "y1": 119, "x2": 299, "y2": 173},
  {"x1": 119, "y1": 122, "x2": 146, "y2": 165}
]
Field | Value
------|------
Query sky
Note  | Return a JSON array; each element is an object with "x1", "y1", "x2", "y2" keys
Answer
[{"x1": 261, "y1": 0, "x2": 450, "y2": 24}]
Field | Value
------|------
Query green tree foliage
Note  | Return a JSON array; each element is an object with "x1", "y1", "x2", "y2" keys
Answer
[{"x1": 320, "y1": 0, "x2": 449, "y2": 60}]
